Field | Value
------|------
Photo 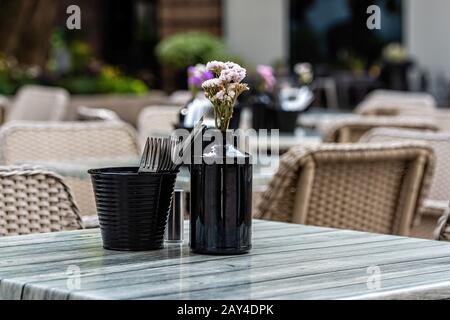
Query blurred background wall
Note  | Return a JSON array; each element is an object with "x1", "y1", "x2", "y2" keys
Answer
[
  {"x1": 0, "y1": 0, "x2": 449, "y2": 107},
  {"x1": 224, "y1": 0, "x2": 288, "y2": 66},
  {"x1": 405, "y1": 0, "x2": 450, "y2": 76},
  {"x1": 405, "y1": 0, "x2": 450, "y2": 103}
]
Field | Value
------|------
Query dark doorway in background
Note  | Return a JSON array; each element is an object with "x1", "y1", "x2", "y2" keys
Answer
[
  {"x1": 289, "y1": 0, "x2": 403, "y2": 72},
  {"x1": 101, "y1": 0, "x2": 159, "y2": 87}
]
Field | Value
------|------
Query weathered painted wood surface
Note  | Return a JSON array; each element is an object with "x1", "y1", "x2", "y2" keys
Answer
[{"x1": 0, "y1": 219, "x2": 450, "y2": 300}]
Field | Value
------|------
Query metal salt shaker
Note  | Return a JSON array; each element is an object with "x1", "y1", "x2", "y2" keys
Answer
[{"x1": 165, "y1": 189, "x2": 184, "y2": 243}]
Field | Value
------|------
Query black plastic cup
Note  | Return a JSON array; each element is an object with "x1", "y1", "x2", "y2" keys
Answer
[{"x1": 88, "y1": 167, "x2": 178, "y2": 251}]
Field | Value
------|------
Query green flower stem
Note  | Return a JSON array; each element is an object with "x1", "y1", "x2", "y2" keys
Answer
[{"x1": 213, "y1": 100, "x2": 237, "y2": 132}]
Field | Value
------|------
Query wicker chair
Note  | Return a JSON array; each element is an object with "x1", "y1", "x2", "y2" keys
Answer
[
  {"x1": 168, "y1": 90, "x2": 192, "y2": 106},
  {"x1": 2, "y1": 85, "x2": 69, "y2": 123},
  {"x1": 256, "y1": 143, "x2": 435, "y2": 236},
  {"x1": 400, "y1": 108, "x2": 450, "y2": 131},
  {"x1": 355, "y1": 89, "x2": 437, "y2": 116},
  {"x1": 361, "y1": 128, "x2": 450, "y2": 211},
  {"x1": 355, "y1": 89, "x2": 450, "y2": 132},
  {"x1": 430, "y1": 109, "x2": 450, "y2": 132},
  {"x1": 137, "y1": 105, "x2": 180, "y2": 144},
  {"x1": 0, "y1": 166, "x2": 83, "y2": 236},
  {"x1": 384, "y1": 108, "x2": 450, "y2": 132},
  {"x1": 0, "y1": 121, "x2": 140, "y2": 215},
  {"x1": 321, "y1": 116, "x2": 439, "y2": 143},
  {"x1": 68, "y1": 91, "x2": 170, "y2": 125}
]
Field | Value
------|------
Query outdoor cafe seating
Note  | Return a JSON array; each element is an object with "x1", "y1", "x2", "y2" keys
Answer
[{"x1": 0, "y1": 84, "x2": 447, "y2": 240}]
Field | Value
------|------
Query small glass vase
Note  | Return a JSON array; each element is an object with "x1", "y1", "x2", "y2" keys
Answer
[{"x1": 190, "y1": 131, "x2": 252, "y2": 255}]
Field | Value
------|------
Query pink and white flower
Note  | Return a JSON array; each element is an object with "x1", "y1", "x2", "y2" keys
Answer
[
  {"x1": 202, "y1": 60, "x2": 249, "y2": 131},
  {"x1": 206, "y1": 60, "x2": 227, "y2": 75},
  {"x1": 256, "y1": 65, "x2": 276, "y2": 92}
]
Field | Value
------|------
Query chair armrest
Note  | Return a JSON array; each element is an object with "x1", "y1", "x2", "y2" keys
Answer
[
  {"x1": 82, "y1": 215, "x2": 99, "y2": 229},
  {"x1": 421, "y1": 199, "x2": 450, "y2": 217},
  {"x1": 434, "y1": 207, "x2": 450, "y2": 240}
]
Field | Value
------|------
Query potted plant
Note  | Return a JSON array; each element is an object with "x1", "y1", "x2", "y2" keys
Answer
[
  {"x1": 250, "y1": 65, "x2": 277, "y2": 130},
  {"x1": 190, "y1": 60, "x2": 252, "y2": 255},
  {"x1": 266, "y1": 62, "x2": 315, "y2": 133},
  {"x1": 294, "y1": 62, "x2": 314, "y2": 86},
  {"x1": 380, "y1": 43, "x2": 412, "y2": 90},
  {"x1": 155, "y1": 32, "x2": 241, "y2": 92}
]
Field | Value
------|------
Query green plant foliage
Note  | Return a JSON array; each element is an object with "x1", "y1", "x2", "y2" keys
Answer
[
  {"x1": 0, "y1": 54, "x2": 38, "y2": 95},
  {"x1": 70, "y1": 40, "x2": 92, "y2": 73},
  {"x1": 59, "y1": 76, "x2": 99, "y2": 95},
  {"x1": 96, "y1": 66, "x2": 148, "y2": 95},
  {"x1": 60, "y1": 66, "x2": 148, "y2": 95},
  {"x1": 45, "y1": 29, "x2": 149, "y2": 95},
  {"x1": 155, "y1": 32, "x2": 242, "y2": 70}
]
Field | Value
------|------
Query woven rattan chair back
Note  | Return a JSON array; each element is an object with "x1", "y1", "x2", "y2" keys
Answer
[
  {"x1": 361, "y1": 128, "x2": 450, "y2": 203},
  {"x1": 6, "y1": 85, "x2": 69, "y2": 122},
  {"x1": 322, "y1": 116, "x2": 438, "y2": 143},
  {"x1": 0, "y1": 122, "x2": 139, "y2": 216},
  {"x1": 137, "y1": 105, "x2": 180, "y2": 144},
  {"x1": 355, "y1": 90, "x2": 436, "y2": 116},
  {"x1": 168, "y1": 90, "x2": 192, "y2": 105},
  {"x1": 0, "y1": 166, "x2": 83, "y2": 236},
  {"x1": 256, "y1": 143, "x2": 435, "y2": 236},
  {"x1": 0, "y1": 121, "x2": 140, "y2": 164},
  {"x1": 432, "y1": 110, "x2": 450, "y2": 131}
]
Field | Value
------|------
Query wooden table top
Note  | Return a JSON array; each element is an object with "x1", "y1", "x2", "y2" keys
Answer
[{"x1": 1, "y1": 220, "x2": 450, "y2": 300}]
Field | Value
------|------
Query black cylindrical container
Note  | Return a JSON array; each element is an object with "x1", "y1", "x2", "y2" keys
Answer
[
  {"x1": 251, "y1": 93, "x2": 274, "y2": 130},
  {"x1": 274, "y1": 109, "x2": 300, "y2": 133},
  {"x1": 88, "y1": 167, "x2": 177, "y2": 251},
  {"x1": 228, "y1": 102, "x2": 242, "y2": 130},
  {"x1": 190, "y1": 137, "x2": 252, "y2": 255}
]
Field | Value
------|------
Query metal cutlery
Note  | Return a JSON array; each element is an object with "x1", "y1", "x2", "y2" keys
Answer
[
  {"x1": 139, "y1": 137, "x2": 175, "y2": 173},
  {"x1": 138, "y1": 116, "x2": 205, "y2": 173}
]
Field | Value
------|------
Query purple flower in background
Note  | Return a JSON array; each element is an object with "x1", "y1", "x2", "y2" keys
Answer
[
  {"x1": 188, "y1": 64, "x2": 214, "y2": 91},
  {"x1": 203, "y1": 70, "x2": 214, "y2": 82}
]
